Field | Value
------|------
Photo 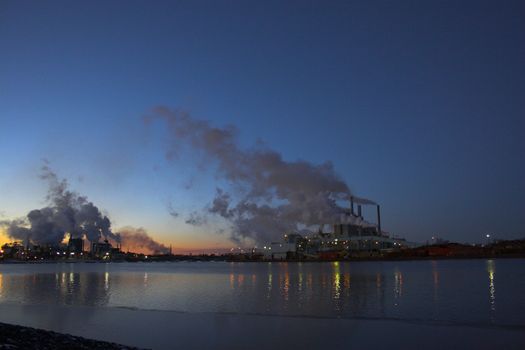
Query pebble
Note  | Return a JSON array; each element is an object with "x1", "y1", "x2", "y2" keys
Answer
[{"x1": 0, "y1": 322, "x2": 148, "y2": 350}]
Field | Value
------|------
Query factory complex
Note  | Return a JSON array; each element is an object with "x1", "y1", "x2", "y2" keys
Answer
[
  {"x1": 254, "y1": 198, "x2": 415, "y2": 261},
  {"x1": 0, "y1": 238, "x2": 156, "y2": 262},
  {"x1": 3, "y1": 197, "x2": 523, "y2": 263}
]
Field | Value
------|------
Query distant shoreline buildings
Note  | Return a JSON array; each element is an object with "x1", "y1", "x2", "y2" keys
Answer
[
  {"x1": 253, "y1": 197, "x2": 416, "y2": 260},
  {"x1": 0, "y1": 237, "x2": 165, "y2": 262},
  {"x1": 2, "y1": 198, "x2": 524, "y2": 263}
]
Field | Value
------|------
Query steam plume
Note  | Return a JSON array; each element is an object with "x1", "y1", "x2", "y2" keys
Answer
[
  {"x1": 118, "y1": 227, "x2": 169, "y2": 255},
  {"x1": 1, "y1": 164, "x2": 166, "y2": 253},
  {"x1": 146, "y1": 107, "x2": 375, "y2": 243},
  {"x1": 0, "y1": 164, "x2": 119, "y2": 245},
  {"x1": 167, "y1": 201, "x2": 179, "y2": 218}
]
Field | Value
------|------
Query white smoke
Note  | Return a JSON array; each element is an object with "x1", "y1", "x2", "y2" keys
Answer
[
  {"x1": 1, "y1": 164, "x2": 166, "y2": 252},
  {"x1": 147, "y1": 107, "x2": 376, "y2": 243}
]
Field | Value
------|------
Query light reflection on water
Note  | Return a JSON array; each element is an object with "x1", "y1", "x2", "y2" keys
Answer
[
  {"x1": 487, "y1": 260, "x2": 496, "y2": 322},
  {"x1": 332, "y1": 262, "x2": 341, "y2": 301},
  {"x1": 0, "y1": 260, "x2": 524, "y2": 326}
]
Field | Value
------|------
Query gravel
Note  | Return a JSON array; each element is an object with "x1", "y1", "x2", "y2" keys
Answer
[{"x1": 0, "y1": 322, "x2": 147, "y2": 350}]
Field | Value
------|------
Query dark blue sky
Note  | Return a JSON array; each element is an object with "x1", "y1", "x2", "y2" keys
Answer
[{"x1": 1, "y1": 0, "x2": 524, "y2": 246}]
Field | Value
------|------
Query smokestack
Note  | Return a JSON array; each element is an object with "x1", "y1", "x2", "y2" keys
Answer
[
  {"x1": 148, "y1": 108, "x2": 377, "y2": 243},
  {"x1": 358, "y1": 205, "x2": 362, "y2": 218},
  {"x1": 350, "y1": 196, "x2": 354, "y2": 216},
  {"x1": 376, "y1": 205, "x2": 381, "y2": 234}
]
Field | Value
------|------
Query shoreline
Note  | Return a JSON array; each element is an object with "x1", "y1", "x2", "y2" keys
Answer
[
  {"x1": 0, "y1": 322, "x2": 145, "y2": 350},
  {"x1": 1, "y1": 254, "x2": 525, "y2": 264},
  {"x1": 229, "y1": 253, "x2": 525, "y2": 263}
]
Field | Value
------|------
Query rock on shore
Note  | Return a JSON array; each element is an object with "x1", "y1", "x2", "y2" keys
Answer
[{"x1": 0, "y1": 322, "x2": 146, "y2": 350}]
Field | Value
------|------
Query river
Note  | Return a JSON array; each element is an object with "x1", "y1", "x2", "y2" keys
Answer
[{"x1": 0, "y1": 259, "x2": 524, "y2": 349}]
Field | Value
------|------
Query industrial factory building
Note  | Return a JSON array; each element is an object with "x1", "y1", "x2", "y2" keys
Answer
[
  {"x1": 68, "y1": 238, "x2": 84, "y2": 254},
  {"x1": 257, "y1": 197, "x2": 414, "y2": 260},
  {"x1": 0, "y1": 237, "x2": 123, "y2": 261},
  {"x1": 91, "y1": 239, "x2": 123, "y2": 259}
]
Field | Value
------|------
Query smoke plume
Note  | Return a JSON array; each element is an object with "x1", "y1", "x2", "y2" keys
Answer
[
  {"x1": 118, "y1": 227, "x2": 169, "y2": 255},
  {"x1": 167, "y1": 201, "x2": 179, "y2": 218},
  {"x1": 1, "y1": 164, "x2": 166, "y2": 253},
  {"x1": 146, "y1": 107, "x2": 375, "y2": 243},
  {"x1": 0, "y1": 164, "x2": 119, "y2": 245}
]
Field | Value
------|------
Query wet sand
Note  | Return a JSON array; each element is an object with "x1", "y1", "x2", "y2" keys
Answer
[{"x1": 0, "y1": 303, "x2": 523, "y2": 349}]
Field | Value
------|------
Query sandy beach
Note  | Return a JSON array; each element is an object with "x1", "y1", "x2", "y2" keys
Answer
[{"x1": 0, "y1": 303, "x2": 523, "y2": 349}]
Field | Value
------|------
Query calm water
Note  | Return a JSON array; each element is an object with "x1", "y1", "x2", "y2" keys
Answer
[{"x1": 0, "y1": 259, "x2": 524, "y2": 327}]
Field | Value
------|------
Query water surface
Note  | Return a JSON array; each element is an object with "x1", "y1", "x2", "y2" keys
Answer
[{"x1": 1, "y1": 259, "x2": 524, "y2": 328}]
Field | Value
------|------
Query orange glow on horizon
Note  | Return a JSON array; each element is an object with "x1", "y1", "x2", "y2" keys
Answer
[
  {"x1": 168, "y1": 245, "x2": 234, "y2": 255},
  {"x1": 0, "y1": 227, "x2": 237, "y2": 255},
  {"x1": 0, "y1": 228, "x2": 11, "y2": 247}
]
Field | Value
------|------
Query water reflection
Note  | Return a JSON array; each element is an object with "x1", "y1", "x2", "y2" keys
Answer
[
  {"x1": 104, "y1": 271, "x2": 110, "y2": 291},
  {"x1": 487, "y1": 260, "x2": 496, "y2": 321},
  {"x1": 266, "y1": 263, "x2": 273, "y2": 305},
  {"x1": 255, "y1": 262, "x2": 391, "y2": 317},
  {"x1": 331, "y1": 262, "x2": 342, "y2": 312},
  {"x1": 431, "y1": 261, "x2": 439, "y2": 289},
  {"x1": 237, "y1": 273, "x2": 245, "y2": 287},
  {"x1": 375, "y1": 272, "x2": 385, "y2": 317},
  {"x1": 431, "y1": 261, "x2": 440, "y2": 318},
  {"x1": 297, "y1": 270, "x2": 303, "y2": 293},
  {"x1": 307, "y1": 272, "x2": 313, "y2": 290},
  {"x1": 393, "y1": 269, "x2": 403, "y2": 306},
  {"x1": 229, "y1": 272, "x2": 235, "y2": 290},
  {"x1": 0, "y1": 261, "x2": 520, "y2": 326},
  {"x1": 332, "y1": 262, "x2": 341, "y2": 300},
  {"x1": 276, "y1": 263, "x2": 290, "y2": 306}
]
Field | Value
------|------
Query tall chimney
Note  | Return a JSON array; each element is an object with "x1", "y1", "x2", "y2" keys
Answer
[
  {"x1": 376, "y1": 205, "x2": 382, "y2": 234},
  {"x1": 350, "y1": 196, "x2": 354, "y2": 216},
  {"x1": 358, "y1": 205, "x2": 362, "y2": 218}
]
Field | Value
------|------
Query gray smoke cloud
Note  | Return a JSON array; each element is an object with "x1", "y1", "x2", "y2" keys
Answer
[
  {"x1": 1, "y1": 164, "x2": 165, "y2": 252},
  {"x1": 146, "y1": 107, "x2": 376, "y2": 243},
  {"x1": 0, "y1": 164, "x2": 119, "y2": 245},
  {"x1": 185, "y1": 211, "x2": 208, "y2": 226},
  {"x1": 167, "y1": 201, "x2": 179, "y2": 218},
  {"x1": 118, "y1": 227, "x2": 169, "y2": 255}
]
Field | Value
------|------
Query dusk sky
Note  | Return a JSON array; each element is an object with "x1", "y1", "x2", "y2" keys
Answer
[{"x1": 1, "y1": 0, "x2": 524, "y2": 251}]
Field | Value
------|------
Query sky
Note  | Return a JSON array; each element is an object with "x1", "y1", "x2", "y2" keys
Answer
[{"x1": 1, "y1": 0, "x2": 524, "y2": 250}]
